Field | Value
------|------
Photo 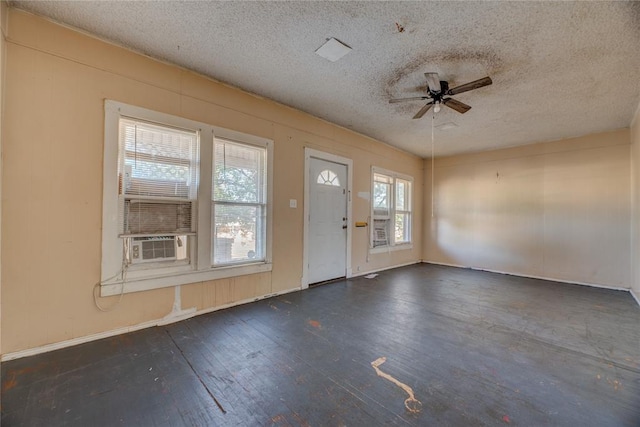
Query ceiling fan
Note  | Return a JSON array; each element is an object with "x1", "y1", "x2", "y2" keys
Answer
[{"x1": 389, "y1": 73, "x2": 492, "y2": 119}]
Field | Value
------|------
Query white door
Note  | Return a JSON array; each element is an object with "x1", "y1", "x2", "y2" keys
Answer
[{"x1": 308, "y1": 158, "x2": 348, "y2": 284}]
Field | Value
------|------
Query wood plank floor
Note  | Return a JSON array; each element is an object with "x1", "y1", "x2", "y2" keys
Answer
[{"x1": 2, "y1": 264, "x2": 639, "y2": 426}]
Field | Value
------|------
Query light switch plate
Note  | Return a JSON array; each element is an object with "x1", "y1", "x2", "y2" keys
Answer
[{"x1": 289, "y1": 199, "x2": 297, "y2": 208}]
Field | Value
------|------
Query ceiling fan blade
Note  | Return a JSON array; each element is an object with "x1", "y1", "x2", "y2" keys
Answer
[
  {"x1": 447, "y1": 76, "x2": 492, "y2": 95},
  {"x1": 443, "y1": 98, "x2": 471, "y2": 114},
  {"x1": 413, "y1": 102, "x2": 434, "y2": 119},
  {"x1": 424, "y1": 72, "x2": 441, "y2": 93},
  {"x1": 389, "y1": 96, "x2": 430, "y2": 104}
]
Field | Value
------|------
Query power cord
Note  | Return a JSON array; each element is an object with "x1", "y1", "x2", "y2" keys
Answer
[{"x1": 93, "y1": 240, "x2": 128, "y2": 312}]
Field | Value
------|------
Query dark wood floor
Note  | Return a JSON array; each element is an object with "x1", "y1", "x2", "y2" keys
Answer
[{"x1": 2, "y1": 264, "x2": 640, "y2": 426}]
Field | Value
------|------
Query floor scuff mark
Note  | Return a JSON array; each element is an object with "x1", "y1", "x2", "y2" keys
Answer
[{"x1": 371, "y1": 357, "x2": 422, "y2": 414}]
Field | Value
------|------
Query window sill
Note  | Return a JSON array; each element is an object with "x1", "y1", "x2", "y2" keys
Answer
[
  {"x1": 100, "y1": 262, "x2": 273, "y2": 296},
  {"x1": 369, "y1": 244, "x2": 413, "y2": 254}
]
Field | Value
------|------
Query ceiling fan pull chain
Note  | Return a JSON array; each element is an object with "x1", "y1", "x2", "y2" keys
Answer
[{"x1": 431, "y1": 111, "x2": 435, "y2": 218}]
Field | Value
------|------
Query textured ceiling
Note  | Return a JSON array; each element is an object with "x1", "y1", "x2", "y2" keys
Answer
[{"x1": 11, "y1": 1, "x2": 640, "y2": 157}]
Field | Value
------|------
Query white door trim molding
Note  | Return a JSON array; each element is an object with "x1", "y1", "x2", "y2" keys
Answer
[{"x1": 302, "y1": 148, "x2": 353, "y2": 289}]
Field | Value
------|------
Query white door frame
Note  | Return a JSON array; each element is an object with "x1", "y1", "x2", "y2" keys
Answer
[{"x1": 302, "y1": 148, "x2": 353, "y2": 289}]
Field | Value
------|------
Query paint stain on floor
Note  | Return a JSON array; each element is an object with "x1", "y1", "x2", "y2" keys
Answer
[
  {"x1": 269, "y1": 412, "x2": 310, "y2": 427},
  {"x1": 270, "y1": 414, "x2": 288, "y2": 426},
  {"x1": 2, "y1": 375, "x2": 18, "y2": 392},
  {"x1": 371, "y1": 356, "x2": 422, "y2": 414},
  {"x1": 2, "y1": 363, "x2": 48, "y2": 393},
  {"x1": 291, "y1": 411, "x2": 311, "y2": 427},
  {"x1": 308, "y1": 320, "x2": 321, "y2": 329},
  {"x1": 607, "y1": 378, "x2": 622, "y2": 391}
]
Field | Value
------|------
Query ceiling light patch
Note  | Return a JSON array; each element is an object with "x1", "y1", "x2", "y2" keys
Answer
[
  {"x1": 315, "y1": 38, "x2": 352, "y2": 62},
  {"x1": 436, "y1": 122, "x2": 458, "y2": 131}
]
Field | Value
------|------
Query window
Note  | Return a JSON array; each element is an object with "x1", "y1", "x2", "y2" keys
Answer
[
  {"x1": 371, "y1": 168, "x2": 413, "y2": 251},
  {"x1": 213, "y1": 139, "x2": 267, "y2": 265},
  {"x1": 101, "y1": 101, "x2": 272, "y2": 296},
  {"x1": 394, "y1": 178, "x2": 411, "y2": 244},
  {"x1": 316, "y1": 169, "x2": 340, "y2": 186},
  {"x1": 119, "y1": 118, "x2": 198, "y2": 268}
]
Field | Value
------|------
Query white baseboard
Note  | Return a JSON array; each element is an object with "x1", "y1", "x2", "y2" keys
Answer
[
  {"x1": 1, "y1": 319, "x2": 160, "y2": 362},
  {"x1": 423, "y1": 261, "x2": 632, "y2": 292},
  {"x1": 1, "y1": 286, "x2": 301, "y2": 362},
  {"x1": 4, "y1": 267, "x2": 635, "y2": 362},
  {"x1": 350, "y1": 260, "x2": 421, "y2": 279},
  {"x1": 187, "y1": 286, "x2": 300, "y2": 318},
  {"x1": 156, "y1": 307, "x2": 197, "y2": 326},
  {"x1": 423, "y1": 260, "x2": 466, "y2": 269},
  {"x1": 631, "y1": 289, "x2": 640, "y2": 308}
]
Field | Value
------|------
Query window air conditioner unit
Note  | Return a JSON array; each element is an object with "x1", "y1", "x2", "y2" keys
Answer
[
  {"x1": 130, "y1": 236, "x2": 178, "y2": 264},
  {"x1": 372, "y1": 219, "x2": 389, "y2": 247},
  {"x1": 374, "y1": 228, "x2": 387, "y2": 241}
]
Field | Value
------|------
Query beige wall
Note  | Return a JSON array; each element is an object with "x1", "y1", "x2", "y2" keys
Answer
[
  {"x1": 0, "y1": 0, "x2": 7, "y2": 358},
  {"x1": 424, "y1": 129, "x2": 631, "y2": 288},
  {"x1": 1, "y1": 9, "x2": 423, "y2": 355},
  {"x1": 631, "y1": 104, "x2": 640, "y2": 297}
]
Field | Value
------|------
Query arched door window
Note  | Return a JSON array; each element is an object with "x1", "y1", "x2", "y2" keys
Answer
[{"x1": 317, "y1": 169, "x2": 340, "y2": 186}]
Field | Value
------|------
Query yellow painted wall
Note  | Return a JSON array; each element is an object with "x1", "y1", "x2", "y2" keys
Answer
[
  {"x1": 424, "y1": 129, "x2": 631, "y2": 288},
  {"x1": 1, "y1": 9, "x2": 423, "y2": 355},
  {"x1": 631, "y1": 105, "x2": 640, "y2": 297}
]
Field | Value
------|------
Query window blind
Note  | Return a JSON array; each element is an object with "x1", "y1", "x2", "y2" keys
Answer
[{"x1": 118, "y1": 118, "x2": 199, "y2": 236}]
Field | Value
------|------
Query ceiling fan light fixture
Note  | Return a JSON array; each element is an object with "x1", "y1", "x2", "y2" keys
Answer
[
  {"x1": 436, "y1": 122, "x2": 458, "y2": 131},
  {"x1": 389, "y1": 72, "x2": 491, "y2": 119}
]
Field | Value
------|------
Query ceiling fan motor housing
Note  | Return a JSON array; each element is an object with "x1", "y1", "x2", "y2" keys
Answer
[{"x1": 428, "y1": 81, "x2": 449, "y2": 101}]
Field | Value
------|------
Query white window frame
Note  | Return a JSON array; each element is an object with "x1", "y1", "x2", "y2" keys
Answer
[
  {"x1": 370, "y1": 166, "x2": 413, "y2": 253},
  {"x1": 212, "y1": 137, "x2": 268, "y2": 267},
  {"x1": 101, "y1": 101, "x2": 273, "y2": 296}
]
